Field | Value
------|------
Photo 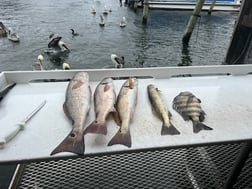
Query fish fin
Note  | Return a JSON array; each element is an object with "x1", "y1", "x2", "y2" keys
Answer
[
  {"x1": 107, "y1": 129, "x2": 131, "y2": 148},
  {"x1": 161, "y1": 123, "x2": 180, "y2": 135},
  {"x1": 84, "y1": 121, "x2": 107, "y2": 135},
  {"x1": 51, "y1": 129, "x2": 84, "y2": 156},
  {"x1": 192, "y1": 122, "x2": 213, "y2": 133},
  {"x1": 199, "y1": 111, "x2": 206, "y2": 122}
]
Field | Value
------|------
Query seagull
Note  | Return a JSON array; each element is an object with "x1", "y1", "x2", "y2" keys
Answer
[
  {"x1": 111, "y1": 54, "x2": 125, "y2": 68},
  {"x1": 70, "y1": 29, "x2": 79, "y2": 36}
]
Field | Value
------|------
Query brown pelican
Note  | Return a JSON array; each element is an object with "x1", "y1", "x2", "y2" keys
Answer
[
  {"x1": 120, "y1": 17, "x2": 127, "y2": 28},
  {"x1": 7, "y1": 27, "x2": 20, "y2": 42},
  {"x1": 0, "y1": 22, "x2": 8, "y2": 37},
  {"x1": 111, "y1": 54, "x2": 125, "y2": 68},
  {"x1": 62, "y1": 63, "x2": 70, "y2": 70},
  {"x1": 47, "y1": 33, "x2": 70, "y2": 53},
  {"x1": 32, "y1": 55, "x2": 45, "y2": 71}
]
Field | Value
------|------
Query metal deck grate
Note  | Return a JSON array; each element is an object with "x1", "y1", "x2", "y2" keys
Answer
[{"x1": 15, "y1": 143, "x2": 246, "y2": 189}]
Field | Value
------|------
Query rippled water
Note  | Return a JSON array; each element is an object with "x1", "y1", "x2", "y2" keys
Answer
[{"x1": 0, "y1": 0, "x2": 238, "y2": 71}]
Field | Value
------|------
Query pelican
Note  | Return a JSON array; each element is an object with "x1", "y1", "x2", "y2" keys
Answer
[
  {"x1": 111, "y1": 54, "x2": 125, "y2": 68},
  {"x1": 70, "y1": 29, "x2": 79, "y2": 36},
  {"x1": 62, "y1": 63, "x2": 70, "y2": 70},
  {"x1": 7, "y1": 27, "x2": 20, "y2": 42},
  {"x1": 120, "y1": 17, "x2": 127, "y2": 28},
  {"x1": 48, "y1": 33, "x2": 70, "y2": 52},
  {"x1": 0, "y1": 22, "x2": 8, "y2": 37},
  {"x1": 32, "y1": 54, "x2": 45, "y2": 71},
  {"x1": 99, "y1": 15, "x2": 105, "y2": 27}
]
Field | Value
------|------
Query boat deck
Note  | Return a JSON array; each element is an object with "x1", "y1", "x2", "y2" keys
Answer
[{"x1": 0, "y1": 65, "x2": 252, "y2": 164}]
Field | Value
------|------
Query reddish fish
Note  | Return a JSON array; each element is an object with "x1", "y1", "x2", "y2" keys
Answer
[
  {"x1": 84, "y1": 77, "x2": 117, "y2": 135},
  {"x1": 108, "y1": 77, "x2": 138, "y2": 148},
  {"x1": 51, "y1": 72, "x2": 91, "y2": 155}
]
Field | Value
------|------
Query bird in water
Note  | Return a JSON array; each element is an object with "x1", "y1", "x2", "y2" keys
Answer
[
  {"x1": 46, "y1": 33, "x2": 70, "y2": 58},
  {"x1": 62, "y1": 63, "x2": 70, "y2": 70},
  {"x1": 0, "y1": 22, "x2": 8, "y2": 37},
  {"x1": 111, "y1": 54, "x2": 125, "y2": 68},
  {"x1": 91, "y1": 7, "x2": 96, "y2": 14},
  {"x1": 99, "y1": 15, "x2": 105, "y2": 27},
  {"x1": 7, "y1": 27, "x2": 20, "y2": 42},
  {"x1": 70, "y1": 29, "x2": 79, "y2": 36},
  {"x1": 32, "y1": 54, "x2": 45, "y2": 71},
  {"x1": 103, "y1": 6, "x2": 109, "y2": 15},
  {"x1": 120, "y1": 17, "x2": 127, "y2": 28}
]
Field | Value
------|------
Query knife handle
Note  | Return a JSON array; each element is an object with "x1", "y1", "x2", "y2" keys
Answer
[{"x1": 0, "y1": 122, "x2": 25, "y2": 148}]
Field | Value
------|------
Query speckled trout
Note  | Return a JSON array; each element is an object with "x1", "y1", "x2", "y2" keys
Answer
[
  {"x1": 147, "y1": 84, "x2": 180, "y2": 135},
  {"x1": 51, "y1": 72, "x2": 92, "y2": 155},
  {"x1": 108, "y1": 77, "x2": 138, "y2": 148},
  {"x1": 84, "y1": 77, "x2": 117, "y2": 135}
]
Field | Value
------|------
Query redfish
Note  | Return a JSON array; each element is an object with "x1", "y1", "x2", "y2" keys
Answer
[
  {"x1": 84, "y1": 77, "x2": 117, "y2": 135},
  {"x1": 51, "y1": 72, "x2": 91, "y2": 155},
  {"x1": 108, "y1": 77, "x2": 138, "y2": 148}
]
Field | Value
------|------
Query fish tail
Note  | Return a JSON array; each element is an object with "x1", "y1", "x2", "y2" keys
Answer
[
  {"x1": 50, "y1": 129, "x2": 84, "y2": 156},
  {"x1": 193, "y1": 121, "x2": 213, "y2": 133},
  {"x1": 108, "y1": 129, "x2": 131, "y2": 148},
  {"x1": 84, "y1": 121, "x2": 107, "y2": 135},
  {"x1": 161, "y1": 123, "x2": 180, "y2": 135}
]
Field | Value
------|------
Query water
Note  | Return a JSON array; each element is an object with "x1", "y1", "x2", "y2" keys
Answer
[{"x1": 0, "y1": 0, "x2": 238, "y2": 71}]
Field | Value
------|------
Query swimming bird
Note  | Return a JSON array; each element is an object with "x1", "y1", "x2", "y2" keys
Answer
[
  {"x1": 99, "y1": 15, "x2": 105, "y2": 27},
  {"x1": 91, "y1": 7, "x2": 96, "y2": 14},
  {"x1": 103, "y1": 6, "x2": 109, "y2": 15},
  {"x1": 70, "y1": 29, "x2": 79, "y2": 36},
  {"x1": 62, "y1": 63, "x2": 70, "y2": 70},
  {"x1": 120, "y1": 17, "x2": 127, "y2": 28},
  {"x1": 48, "y1": 33, "x2": 70, "y2": 52},
  {"x1": 7, "y1": 27, "x2": 20, "y2": 42},
  {"x1": 0, "y1": 22, "x2": 8, "y2": 37},
  {"x1": 111, "y1": 54, "x2": 125, "y2": 68},
  {"x1": 32, "y1": 54, "x2": 45, "y2": 71}
]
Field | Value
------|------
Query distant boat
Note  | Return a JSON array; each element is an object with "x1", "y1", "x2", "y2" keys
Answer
[{"x1": 138, "y1": 0, "x2": 241, "y2": 12}]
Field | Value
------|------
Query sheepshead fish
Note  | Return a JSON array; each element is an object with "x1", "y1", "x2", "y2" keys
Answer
[
  {"x1": 84, "y1": 77, "x2": 117, "y2": 135},
  {"x1": 147, "y1": 84, "x2": 180, "y2": 135},
  {"x1": 108, "y1": 77, "x2": 138, "y2": 148},
  {"x1": 172, "y1": 91, "x2": 212, "y2": 133},
  {"x1": 51, "y1": 72, "x2": 91, "y2": 155}
]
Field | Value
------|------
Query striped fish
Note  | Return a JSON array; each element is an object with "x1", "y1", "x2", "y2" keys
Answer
[{"x1": 172, "y1": 91, "x2": 212, "y2": 133}]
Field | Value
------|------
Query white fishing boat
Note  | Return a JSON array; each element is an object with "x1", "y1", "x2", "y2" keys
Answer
[{"x1": 140, "y1": 0, "x2": 241, "y2": 12}]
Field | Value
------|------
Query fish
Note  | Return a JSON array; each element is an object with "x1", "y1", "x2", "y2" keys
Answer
[
  {"x1": 172, "y1": 91, "x2": 212, "y2": 133},
  {"x1": 51, "y1": 72, "x2": 92, "y2": 155},
  {"x1": 147, "y1": 84, "x2": 180, "y2": 135},
  {"x1": 84, "y1": 77, "x2": 117, "y2": 135},
  {"x1": 0, "y1": 83, "x2": 16, "y2": 102},
  {"x1": 108, "y1": 77, "x2": 138, "y2": 148}
]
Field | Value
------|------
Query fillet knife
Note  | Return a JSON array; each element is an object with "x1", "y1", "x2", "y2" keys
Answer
[{"x1": 0, "y1": 100, "x2": 47, "y2": 148}]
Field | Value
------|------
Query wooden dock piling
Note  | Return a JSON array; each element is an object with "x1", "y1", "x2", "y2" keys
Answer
[
  {"x1": 143, "y1": 0, "x2": 149, "y2": 24},
  {"x1": 182, "y1": 0, "x2": 205, "y2": 45},
  {"x1": 208, "y1": 0, "x2": 217, "y2": 15}
]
